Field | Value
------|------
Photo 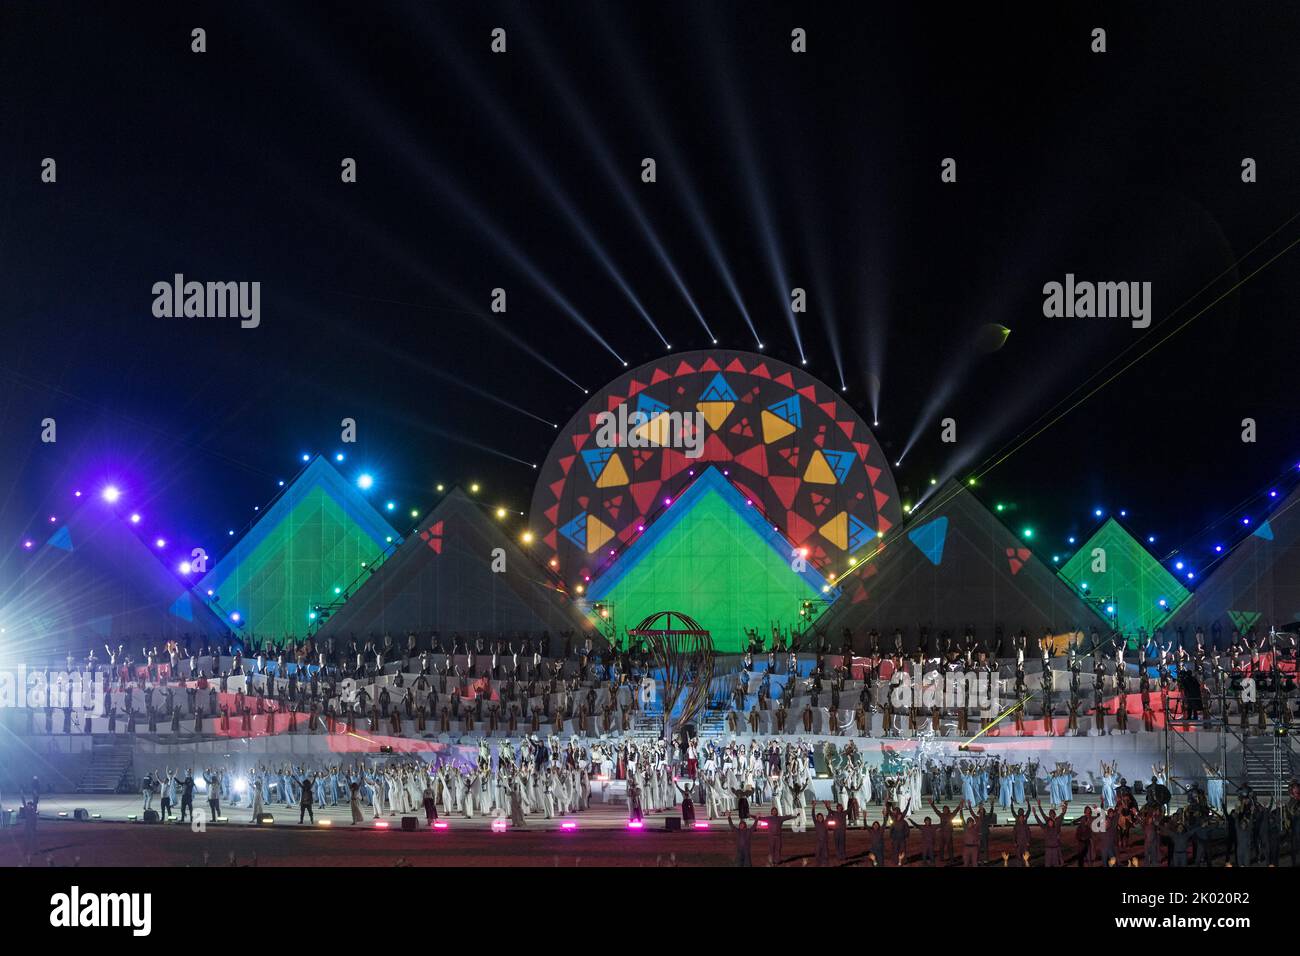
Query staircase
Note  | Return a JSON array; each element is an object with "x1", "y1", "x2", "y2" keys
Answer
[
  {"x1": 76, "y1": 738, "x2": 134, "y2": 794},
  {"x1": 1240, "y1": 735, "x2": 1296, "y2": 801}
]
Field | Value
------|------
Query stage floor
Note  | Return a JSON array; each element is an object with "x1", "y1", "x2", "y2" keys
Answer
[{"x1": 0, "y1": 791, "x2": 1213, "y2": 868}]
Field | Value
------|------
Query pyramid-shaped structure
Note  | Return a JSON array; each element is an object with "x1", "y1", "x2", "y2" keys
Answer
[
  {"x1": 314, "y1": 488, "x2": 591, "y2": 638},
  {"x1": 585, "y1": 467, "x2": 836, "y2": 652},
  {"x1": 816, "y1": 480, "x2": 1093, "y2": 646},
  {"x1": 1170, "y1": 485, "x2": 1300, "y2": 636},
  {"x1": 1057, "y1": 517, "x2": 1190, "y2": 635},
  {"x1": 198, "y1": 456, "x2": 399, "y2": 642},
  {"x1": 3, "y1": 503, "x2": 228, "y2": 653}
]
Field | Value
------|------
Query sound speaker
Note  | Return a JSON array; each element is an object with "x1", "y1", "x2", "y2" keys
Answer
[
  {"x1": 142, "y1": 809, "x2": 160, "y2": 823},
  {"x1": 401, "y1": 816, "x2": 418, "y2": 831},
  {"x1": 74, "y1": 808, "x2": 89, "y2": 821},
  {"x1": 664, "y1": 816, "x2": 682, "y2": 832}
]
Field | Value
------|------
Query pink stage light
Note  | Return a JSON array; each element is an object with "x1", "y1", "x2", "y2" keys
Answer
[
  {"x1": 693, "y1": 821, "x2": 709, "y2": 829},
  {"x1": 626, "y1": 820, "x2": 643, "y2": 829},
  {"x1": 490, "y1": 819, "x2": 507, "y2": 832},
  {"x1": 374, "y1": 820, "x2": 390, "y2": 828},
  {"x1": 432, "y1": 820, "x2": 449, "y2": 830},
  {"x1": 560, "y1": 821, "x2": 578, "y2": 830},
  {"x1": 756, "y1": 820, "x2": 770, "y2": 829}
]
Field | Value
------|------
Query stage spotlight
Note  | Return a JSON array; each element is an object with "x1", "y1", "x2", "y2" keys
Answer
[
  {"x1": 995, "y1": 503, "x2": 1005, "y2": 512},
  {"x1": 1068, "y1": 537, "x2": 1076, "y2": 544},
  {"x1": 101, "y1": 485, "x2": 121, "y2": 503},
  {"x1": 179, "y1": 562, "x2": 191, "y2": 574},
  {"x1": 335, "y1": 453, "x2": 345, "y2": 462},
  {"x1": 301, "y1": 454, "x2": 310, "y2": 462},
  {"x1": 130, "y1": 513, "x2": 141, "y2": 524},
  {"x1": 1175, "y1": 561, "x2": 1184, "y2": 570},
  {"x1": 758, "y1": 343, "x2": 765, "y2": 350},
  {"x1": 1242, "y1": 517, "x2": 1251, "y2": 525},
  {"x1": 230, "y1": 612, "x2": 241, "y2": 622},
  {"x1": 1021, "y1": 528, "x2": 1034, "y2": 540},
  {"x1": 23, "y1": 540, "x2": 34, "y2": 549},
  {"x1": 874, "y1": 420, "x2": 880, "y2": 427},
  {"x1": 278, "y1": 480, "x2": 285, "y2": 487},
  {"x1": 624, "y1": 820, "x2": 642, "y2": 829},
  {"x1": 1186, "y1": 571, "x2": 1195, "y2": 579},
  {"x1": 1094, "y1": 508, "x2": 1103, "y2": 517},
  {"x1": 228, "y1": 530, "x2": 234, "y2": 536},
  {"x1": 491, "y1": 819, "x2": 508, "y2": 832},
  {"x1": 496, "y1": 507, "x2": 507, "y2": 519},
  {"x1": 1158, "y1": 598, "x2": 1168, "y2": 609},
  {"x1": 334, "y1": 586, "x2": 342, "y2": 594},
  {"x1": 357, "y1": 473, "x2": 374, "y2": 490},
  {"x1": 1147, "y1": 536, "x2": 1155, "y2": 543},
  {"x1": 575, "y1": 584, "x2": 585, "y2": 594},
  {"x1": 711, "y1": 338, "x2": 718, "y2": 345},
  {"x1": 1105, "y1": 605, "x2": 1116, "y2": 615},
  {"x1": 308, "y1": 612, "x2": 317, "y2": 621},
  {"x1": 433, "y1": 821, "x2": 449, "y2": 830},
  {"x1": 470, "y1": 483, "x2": 480, "y2": 494},
  {"x1": 521, "y1": 531, "x2": 534, "y2": 544},
  {"x1": 1052, "y1": 555, "x2": 1059, "y2": 563},
  {"x1": 1119, "y1": 510, "x2": 1128, "y2": 517},
  {"x1": 155, "y1": 538, "x2": 166, "y2": 548},
  {"x1": 74, "y1": 490, "x2": 82, "y2": 497},
  {"x1": 1215, "y1": 545, "x2": 1223, "y2": 553},
  {"x1": 385, "y1": 501, "x2": 396, "y2": 511},
  {"x1": 1270, "y1": 490, "x2": 1279, "y2": 498},
  {"x1": 436, "y1": 484, "x2": 445, "y2": 493},
  {"x1": 410, "y1": 509, "x2": 419, "y2": 518},
  {"x1": 548, "y1": 558, "x2": 558, "y2": 568},
  {"x1": 374, "y1": 820, "x2": 390, "y2": 828}
]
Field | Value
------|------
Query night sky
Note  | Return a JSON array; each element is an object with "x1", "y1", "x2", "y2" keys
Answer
[{"x1": 3, "y1": 1, "x2": 1299, "y2": 588}]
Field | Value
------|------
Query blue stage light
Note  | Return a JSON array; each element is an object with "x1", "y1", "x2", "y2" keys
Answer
[
  {"x1": 357, "y1": 473, "x2": 374, "y2": 490},
  {"x1": 385, "y1": 501, "x2": 396, "y2": 511},
  {"x1": 1175, "y1": 561, "x2": 1184, "y2": 570}
]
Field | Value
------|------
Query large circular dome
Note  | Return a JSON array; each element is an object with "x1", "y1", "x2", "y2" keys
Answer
[{"x1": 530, "y1": 350, "x2": 901, "y2": 587}]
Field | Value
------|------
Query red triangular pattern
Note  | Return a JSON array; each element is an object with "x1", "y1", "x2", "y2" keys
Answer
[
  {"x1": 774, "y1": 372, "x2": 794, "y2": 387},
  {"x1": 577, "y1": 496, "x2": 589, "y2": 509},
  {"x1": 838, "y1": 420, "x2": 855, "y2": 439},
  {"x1": 734, "y1": 444, "x2": 768, "y2": 476},
  {"x1": 801, "y1": 386, "x2": 821, "y2": 402},
  {"x1": 630, "y1": 480, "x2": 662, "y2": 515},
  {"x1": 770, "y1": 475, "x2": 801, "y2": 509},
  {"x1": 703, "y1": 433, "x2": 733, "y2": 462},
  {"x1": 865, "y1": 464, "x2": 881, "y2": 485},
  {"x1": 650, "y1": 367, "x2": 671, "y2": 384},
  {"x1": 549, "y1": 478, "x2": 566, "y2": 501},
  {"x1": 558, "y1": 455, "x2": 575, "y2": 476},
  {"x1": 726, "y1": 358, "x2": 747, "y2": 373},
  {"x1": 854, "y1": 441, "x2": 871, "y2": 461},
  {"x1": 543, "y1": 530, "x2": 557, "y2": 551},
  {"x1": 673, "y1": 360, "x2": 696, "y2": 376},
  {"x1": 750, "y1": 362, "x2": 771, "y2": 379},
  {"x1": 626, "y1": 378, "x2": 645, "y2": 396},
  {"x1": 873, "y1": 488, "x2": 891, "y2": 511},
  {"x1": 698, "y1": 357, "x2": 720, "y2": 372},
  {"x1": 544, "y1": 505, "x2": 558, "y2": 524},
  {"x1": 660, "y1": 448, "x2": 691, "y2": 481},
  {"x1": 786, "y1": 509, "x2": 816, "y2": 544},
  {"x1": 571, "y1": 432, "x2": 590, "y2": 452},
  {"x1": 606, "y1": 393, "x2": 624, "y2": 412}
]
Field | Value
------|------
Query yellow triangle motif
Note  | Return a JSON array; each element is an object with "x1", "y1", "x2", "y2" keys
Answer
[
  {"x1": 819, "y1": 510, "x2": 849, "y2": 550},
  {"x1": 696, "y1": 400, "x2": 734, "y2": 431},
  {"x1": 595, "y1": 452, "x2": 629, "y2": 488},
  {"x1": 761, "y1": 409, "x2": 797, "y2": 444},
  {"x1": 632, "y1": 412, "x2": 672, "y2": 447},
  {"x1": 804, "y1": 449, "x2": 838, "y2": 485},
  {"x1": 586, "y1": 514, "x2": 616, "y2": 553}
]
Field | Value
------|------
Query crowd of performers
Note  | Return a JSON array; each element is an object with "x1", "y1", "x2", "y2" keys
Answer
[{"x1": 24, "y1": 620, "x2": 1298, "y2": 744}]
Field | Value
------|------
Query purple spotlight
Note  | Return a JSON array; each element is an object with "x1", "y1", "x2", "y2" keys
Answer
[
  {"x1": 130, "y1": 513, "x2": 141, "y2": 524},
  {"x1": 230, "y1": 612, "x2": 241, "y2": 622},
  {"x1": 101, "y1": 485, "x2": 121, "y2": 504},
  {"x1": 23, "y1": 539, "x2": 34, "y2": 549},
  {"x1": 179, "y1": 562, "x2": 192, "y2": 574},
  {"x1": 663, "y1": 498, "x2": 672, "y2": 506},
  {"x1": 48, "y1": 515, "x2": 56, "y2": 523},
  {"x1": 1242, "y1": 517, "x2": 1251, "y2": 525},
  {"x1": 155, "y1": 537, "x2": 166, "y2": 548},
  {"x1": 73, "y1": 490, "x2": 82, "y2": 498}
]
